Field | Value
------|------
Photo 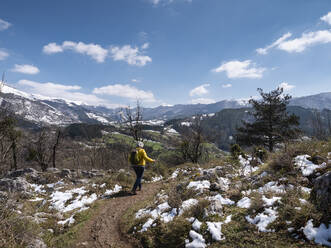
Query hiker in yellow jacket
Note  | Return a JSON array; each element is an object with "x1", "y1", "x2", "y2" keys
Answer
[{"x1": 130, "y1": 141, "x2": 155, "y2": 195}]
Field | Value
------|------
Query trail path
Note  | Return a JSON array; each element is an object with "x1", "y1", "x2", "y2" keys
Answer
[{"x1": 75, "y1": 183, "x2": 161, "y2": 248}]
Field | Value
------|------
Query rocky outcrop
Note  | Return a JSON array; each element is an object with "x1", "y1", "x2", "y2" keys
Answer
[
  {"x1": 310, "y1": 171, "x2": 331, "y2": 217},
  {"x1": 0, "y1": 177, "x2": 31, "y2": 193}
]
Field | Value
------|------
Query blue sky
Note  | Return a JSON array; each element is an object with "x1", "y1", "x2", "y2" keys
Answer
[{"x1": 1, "y1": 0, "x2": 331, "y2": 108}]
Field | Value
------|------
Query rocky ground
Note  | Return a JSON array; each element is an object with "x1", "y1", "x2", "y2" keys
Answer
[{"x1": 0, "y1": 144, "x2": 330, "y2": 248}]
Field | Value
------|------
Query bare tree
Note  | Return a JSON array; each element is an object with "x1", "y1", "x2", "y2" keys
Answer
[
  {"x1": 311, "y1": 110, "x2": 326, "y2": 140},
  {"x1": 51, "y1": 128, "x2": 62, "y2": 168},
  {"x1": 125, "y1": 101, "x2": 143, "y2": 141},
  {"x1": 180, "y1": 114, "x2": 205, "y2": 163}
]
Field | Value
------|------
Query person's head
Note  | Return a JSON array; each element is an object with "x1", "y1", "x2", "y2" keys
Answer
[{"x1": 137, "y1": 141, "x2": 144, "y2": 148}]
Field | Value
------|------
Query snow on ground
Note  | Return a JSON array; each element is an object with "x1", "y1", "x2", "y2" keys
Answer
[
  {"x1": 30, "y1": 183, "x2": 46, "y2": 193},
  {"x1": 257, "y1": 181, "x2": 287, "y2": 194},
  {"x1": 209, "y1": 194, "x2": 234, "y2": 205},
  {"x1": 58, "y1": 215, "x2": 75, "y2": 226},
  {"x1": 166, "y1": 128, "x2": 179, "y2": 134},
  {"x1": 294, "y1": 155, "x2": 326, "y2": 176},
  {"x1": 192, "y1": 219, "x2": 202, "y2": 231},
  {"x1": 262, "y1": 196, "x2": 281, "y2": 207},
  {"x1": 302, "y1": 219, "x2": 331, "y2": 247},
  {"x1": 171, "y1": 169, "x2": 180, "y2": 179},
  {"x1": 206, "y1": 215, "x2": 232, "y2": 241},
  {"x1": 238, "y1": 155, "x2": 259, "y2": 176},
  {"x1": 179, "y1": 199, "x2": 199, "y2": 215},
  {"x1": 151, "y1": 175, "x2": 163, "y2": 182},
  {"x1": 246, "y1": 207, "x2": 278, "y2": 232},
  {"x1": 140, "y1": 218, "x2": 154, "y2": 232},
  {"x1": 301, "y1": 186, "x2": 312, "y2": 194},
  {"x1": 49, "y1": 187, "x2": 98, "y2": 213},
  {"x1": 104, "y1": 184, "x2": 122, "y2": 196},
  {"x1": 187, "y1": 180, "x2": 211, "y2": 191},
  {"x1": 86, "y1": 112, "x2": 110, "y2": 124},
  {"x1": 181, "y1": 121, "x2": 192, "y2": 127},
  {"x1": 185, "y1": 230, "x2": 206, "y2": 248},
  {"x1": 237, "y1": 197, "x2": 251, "y2": 208}
]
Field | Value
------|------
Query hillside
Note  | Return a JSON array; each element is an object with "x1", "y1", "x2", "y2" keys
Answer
[
  {"x1": 1, "y1": 84, "x2": 331, "y2": 127},
  {"x1": 0, "y1": 140, "x2": 330, "y2": 247}
]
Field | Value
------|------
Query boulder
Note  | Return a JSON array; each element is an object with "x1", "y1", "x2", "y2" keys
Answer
[
  {"x1": 0, "y1": 177, "x2": 31, "y2": 193},
  {"x1": 46, "y1": 167, "x2": 60, "y2": 173},
  {"x1": 310, "y1": 171, "x2": 331, "y2": 216},
  {"x1": 26, "y1": 239, "x2": 47, "y2": 248},
  {"x1": 60, "y1": 169, "x2": 71, "y2": 178},
  {"x1": 7, "y1": 168, "x2": 39, "y2": 178},
  {"x1": 210, "y1": 182, "x2": 222, "y2": 191}
]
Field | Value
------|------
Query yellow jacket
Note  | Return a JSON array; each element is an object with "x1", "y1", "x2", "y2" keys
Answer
[{"x1": 136, "y1": 148, "x2": 155, "y2": 166}]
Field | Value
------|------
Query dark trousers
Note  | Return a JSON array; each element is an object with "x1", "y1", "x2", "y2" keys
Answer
[{"x1": 132, "y1": 165, "x2": 145, "y2": 191}]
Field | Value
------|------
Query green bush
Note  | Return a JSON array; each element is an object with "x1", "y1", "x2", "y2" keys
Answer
[
  {"x1": 253, "y1": 146, "x2": 268, "y2": 161},
  {"x1": 230, "y1": 144, "x2": 244, "y2": 159}
]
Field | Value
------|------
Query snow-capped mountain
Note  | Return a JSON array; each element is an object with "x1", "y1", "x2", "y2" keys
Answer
[{"x1": 0, "y1": 84, "x2": 330, "y2": 126}]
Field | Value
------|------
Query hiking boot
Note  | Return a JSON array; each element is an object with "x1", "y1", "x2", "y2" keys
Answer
[{"x1": 131, "y1": 190, "x2": 137, "y2": 195}]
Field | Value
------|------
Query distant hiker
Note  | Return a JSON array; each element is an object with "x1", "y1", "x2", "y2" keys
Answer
[{"x1": 129, "y1": 141, "x2": 155, "y2": 195}]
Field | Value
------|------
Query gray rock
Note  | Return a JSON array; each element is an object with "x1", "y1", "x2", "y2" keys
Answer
[
  {"x1": 46, "y1": 167, "x2": 59, "y2": 173},
  {"x1": 60, "y1": 169, "x2": 71, "y2": 178},
  {"x1": 310, "y1": 171, "x2": 331, "y2": 216},
  {"x1": 26, "y1": 239, "x2": 47, "y2": 248},
  {"x1": 0, "y1": 177, "x2": 30, "y2": 193},
  {"x1": 7, "y1": 168, "x2": 39, "y2": 178},
  {"x1": 210, "y1": 182, "x2": 222, "y2": 191},
  {"x1": 208, "y1": 200, "x2": 223, "y2": 214}
]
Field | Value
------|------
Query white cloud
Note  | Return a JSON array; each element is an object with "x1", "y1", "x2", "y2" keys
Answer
[
  {"x1": 0, "y1": 18, "x2": 11, "y2": 31},
  {"x1": 93, "y1": 84, "x2": 156, "y2": 102},
  {"x1": 12, "y1": 64, "x2": 40, "y2": 75},
  {"x1": 43, "y1": 42, "x2": 64, "y2": 54},
  {"x1": 321, "y1": 12, "x2": 331, "y2": 25},
  {"x1": 150, "y1": 0, "x2": 192, "y2": 5},
  {"x1": 191, "y1": 98, "x2": 216, "y2": 104},
  {"x1": 0, "y1": 50, "x2": 9, "y2": 60},
  {"x1": 110, "y1": 45, "x2": 152, "y2": 66},
  {"x1": 277, "y1": 30, "x2": 331, "y2": 53},
  {"x1": 279, "y1": 82, "x2": 295, "y2": 91},
  {"x1": 131, "y1": 79, "x2": 140, "y2": 83},
  {"x1": 17, "y1": 79, "x2": 119, "y2": 107},
  {"x1": 43, "y1": 41, "x2": 152, "y2": 66},
  {"x1": 222, "y1": 83, "x2": 232, "y2": 88},
  {"x1": 256, "y1": 32, "x2": 292, "y2": 55},
  {"x1": 43, "y1": 41, "x2": 108, "y2": 63},
  {"x1": 141, "y1": 43, "x2": 149, "y2": 49},
  {"x1": 189, "y1": 84, "x2": 210, "y2": 97},
  {"x1": 212, "y1": 60, "x2": 265, "y2": 79}
]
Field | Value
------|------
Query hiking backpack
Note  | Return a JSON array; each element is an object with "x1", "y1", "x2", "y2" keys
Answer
[{"x1": 130, "y1": 150, "x2": 140, "y2": 165}]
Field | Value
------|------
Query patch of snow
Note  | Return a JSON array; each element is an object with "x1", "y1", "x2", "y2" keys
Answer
[
  {"x1": 206, "y1": 215, "x2": 232, "y2": 241},
  {"x1": 303, "y1": 219, "x2": 331, "y2": 247},
  {"x1": 237, "y1": 197, "x2": 251, "y2": 208},
  {"x1": 209, "y1": 194, "x2": 234, "y2": 205},
  {"x1": 104, "y1": 184, "x2": 122, "y2": 196},
  {"x1": 63, "y1": 193, "x2": 97, "y2": 213},
  {"x1": 30, "y1": 184, "x2": 46, "y2": 193},
  {"x1": 86, "y1": 112, "x2": 110, "y2": 124},
  {"x1": 246, "y1": 207, "x2": 278, "y2": 232},
  {"x1": 299, "y1": 198, "x2": 308, "y2": 205},
  {"x1": 192, "y1": 219, "x2": 202, "y2": 231},
  {"x1": 179, "y1": 199, "x2": 199, "y2": 215},
  {"x1": 151, "y1": 175, "x2": 163, "y2": 182},
  {"x1": 257, "y1": 181, "x2": 286, "y2": 194},
  {"x1": 58, "y1": 215, "x2": 75, "y2": 226},
  {"x1": 140, "y1": 218, "x2": 154, "y2": 232},
  {"x1": 185, "y1": 230, "x2": 206, "y2": 248},
  {"x1": 181, "y1": 121, "x2": 192, "y2": 127},
  {"x1": 187, "y1": 180, "x2": 210, "y2": 191},
  {"x1": 238, "y1": 155, "x2": 259, "y2": 176},
  {"x1": 167, "y1": 128, "x2": 179, "y2": 134},
  {"x1": 262, "y1": 196, "x2": 281, "y2": 207},
  {"x1": 161, "y1": 208, "x2": 177, "y2": 223},
  {"x1": 29, "y1": 197, "x2": 44, "y2": 202},
  {"x1": 171, "y1": 169, "x2": 180, "y2": 179},
  {"x1": 294, "y1": 155, "x2": 326, "y2": 176},
  {"x1": 301, "y1": 186, "x2": 312, "y2": 194}
]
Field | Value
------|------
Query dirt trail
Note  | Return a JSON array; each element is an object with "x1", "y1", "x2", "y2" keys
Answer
[{"x1": 75, "y1": 183, "x2": 161, "y2": 248}]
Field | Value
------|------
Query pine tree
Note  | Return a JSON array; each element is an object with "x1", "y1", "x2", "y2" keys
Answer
[{"x1": 236, "y1": 87, "x2": 300, "y2": 152}]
